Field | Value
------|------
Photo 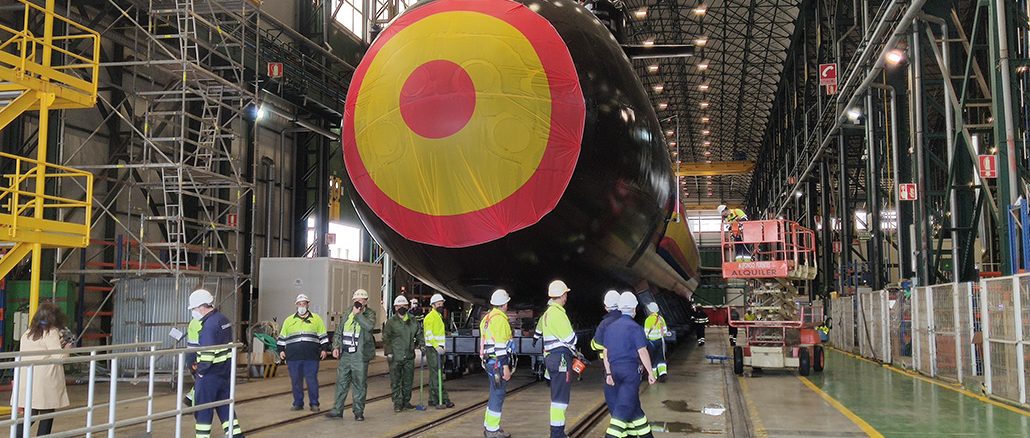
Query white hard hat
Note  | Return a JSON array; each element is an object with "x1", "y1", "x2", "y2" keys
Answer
[
  {"x1": 295, "y1": 293, "x2": 310, "y2": 304},
  {"x1": 490, "y1": 289, "x2": 511, "y2": 306},
  {"x1": 430, "y1": 293, "x2": 445, "y2": 304},
  {"x1": 393, "y1": 295, "x2": 409, "y2": 306},
  {"x1": 547, "y1": 280, "x2": 570, "y2": 298},
  {"x1": 618, "y1": 292, "x2": 638, "y2": 311},
  {"x1": 646, "y1": 302, "x2": 660, "y2": 314},
  {"x1": 410, "y1": 298, "x2": 419, "y2": 305},
  {"x1": 603, "y1": 290, "x2": 620, "y2": 309},
  {"x1": 188, "y1": 289, "x2": 214, "y2": 310},
  {"x1": 717, "y1": 204, "x2": 727, "y2": 213},
  {"x1": 353, "y1": 289, "x2": 369, "y2": 300}
]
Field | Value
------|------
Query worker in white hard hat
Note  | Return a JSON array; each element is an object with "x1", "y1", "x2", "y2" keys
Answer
[
  {"x1": 423, "y1": 293, "x2": 453, "y2": 408},
  {"x1": 326, "y1": 289, "x2": 376, "y2": 421},
  {"x1": 533, "y1": 280, "x2": 577, "y2": 437},
  {"x1": 590, "y1": 290, "x2": 623, "y2": 414},
  {"x1": 719, "y1": 204, "x2": 751, "y2": 261},
  {"x1": 277, "y1": 293, "x2": 329, "y2": 412},
  {"x1": 384, "y1": 295, "x2": 420, "y2": 412},
  {"x1": 188, "y1": 289, "x2": 245, "y2": 437},
  {"x1": 643, "y1": 302, "x2": 670, "y2": 382},
  {"x1": 481, "y1": 289, "x2": 514, "y2": 438},
  {"x1": 601, "y1": 292, "x2": 656, "y2": 438}
]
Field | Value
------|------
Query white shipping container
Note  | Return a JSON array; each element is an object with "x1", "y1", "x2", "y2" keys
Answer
[{"x1": 258, "y1": 258, "x2": 384, "y2": 333}]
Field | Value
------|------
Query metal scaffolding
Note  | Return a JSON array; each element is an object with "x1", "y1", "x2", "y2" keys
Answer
[{"x1": 748, "y1": 0, "x2": 1030, "y2": 294}]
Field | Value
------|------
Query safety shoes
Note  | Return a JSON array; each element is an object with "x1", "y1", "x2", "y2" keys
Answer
[{"x1": 484, "y1": 429, "x2": 511, "y2": 438}]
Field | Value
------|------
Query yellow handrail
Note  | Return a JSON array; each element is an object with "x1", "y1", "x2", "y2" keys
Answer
[
  {"x1": 0, "y1": 150, "x2": 92, "y2": 247},
  {"x1": 0, "y1": 0, "x2": 100, "y2": 106}
]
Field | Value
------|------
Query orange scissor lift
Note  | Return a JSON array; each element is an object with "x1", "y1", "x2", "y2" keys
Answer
[{"x1": 722, "y1": 219, "x2": 826, "y2": 376}]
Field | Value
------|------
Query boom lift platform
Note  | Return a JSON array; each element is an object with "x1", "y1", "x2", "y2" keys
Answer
[{"x1": 722, "y1": 219, "x2": 825, "y2": 376}]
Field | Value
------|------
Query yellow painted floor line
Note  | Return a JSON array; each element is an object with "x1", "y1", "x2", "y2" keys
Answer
[
  {"x1": 797, "y1": 376, "x2": 883, "y2": 438},
  {"x1": 737, "y1": 376, "x2": 769, "y2": 438},
  {"x1": 827, "y1": 346, "x2": 1030, "y2": 418}
]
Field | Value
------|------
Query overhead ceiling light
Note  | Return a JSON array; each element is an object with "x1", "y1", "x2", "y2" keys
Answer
[
  {"x1": 694, "y1": 38, "x2": 708, "y2": 46},
  {"x1": 693, "y1": 6, "x2": 707, "y2": 15},
  {"x1": 703, "y1": 141, "x2": 711, "y2": 146},
  {"x1": 669, "y1": 142, "x2": 678, "y2": 148},
  {"x1": 705, "y1": 160, "x2": 712, "y2": 164},
  {"x1": 706, "y1": 175, "x2": 712, "y2": 179},
  {"x1": 647, "y1": 64, "x2": 659, "y2": 73},
  {"x1": 702, "y1": 130, "x2": 710, "y2": 135},
  {"x1": 699, "y1": 102, "x2": 710, "y2": 108},
  {"x1": 698, "y1": 84, "x2": 710, "y2": 91},
  {"x1": 633, "y1": 8, "x2": 647, "y2": 19},
  {"x1": 656, "y1": 102, "x2": 668, "y2": 110},
  {"x1": 885, "y1": 49, "x2": 905, "y2": 65},
  {"x1": 697, "y1": 62, "x2": 709, "y2": 70},
  {"x1": 653, "y1": 84, "x2": 665, "y2": 93},
  {"x1": 1018, "y1": 66, "x2": 1029, "y2": 74},
  {"x1": 701, "y1": 117, "x2": 710, "y2": 123},
  {"x1": 643, "y1": 39, "x2": 655, "y2": 47},
  {"x1": 704, "y1": 150, "x2": 712, "y2": 156},
  {"x1": 672, "y1": 151, "x2": 678, "y2": 156},
  {"x1": 665, "y1": 130, "x2": 675, "y2": 137}
]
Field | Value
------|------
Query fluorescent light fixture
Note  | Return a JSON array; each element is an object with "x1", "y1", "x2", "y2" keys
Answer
[
  {"x1": 647, "y1": 64, "x2": 660, "y2": 73},
  {"x1": 699, "y1": 102, "x2": 710, "y2": 108},
  {"x1": 643, "y1": 39, "x2": 655, "y2": 47},
  {"x1": 633, "y1": 8, "x2": 647, "y2": 19},
  {"x1": 694, "y1": 38, "x2": 708, "y2": 46},
  {"x1": 698, "y1": 84, "x2": 710, "y2": 91},
  {"x1": 702, "y1": 130, "x2": 710, "y2": 135},
  {"x1": 657, "y1": 102, "x2": 668, "y2": 110},
  {"x1": 697, "y1": 62, "x2": 709, "y2": 70},
  {"x1": 846, "y1": 107, "x2": 862, "y2": 121},
  {"x1": 653, "y1": 84, "x2": 665, "y2": 93},
  {"x1": 701, "y1": 117, "x2": 710, "y2": 123},
  {"x1": 693, "y1": 7, "x2": 707, "y2": 15}
]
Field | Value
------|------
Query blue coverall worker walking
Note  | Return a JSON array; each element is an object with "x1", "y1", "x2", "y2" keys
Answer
[
  {"x1": 423, "y1": 293, "x2": 454, "y2": 408},
  {"x1": 590, "y1": 290, "x2": 622, "y2": 413},
  {"x1": 277, "y1": 293, "x2": 329, "y2": 412},
  {"x1": 643, "y1": 302, "x2": 670, "y2": 382},
  {"x1": 189, "y1": 289, "x2": 245, "y2": 438},
  {"x1": 384, "y1": 295, "x2": 420, "y2": 412},
  {"x1": 535, "y1": 280, "x2": 578, "y2": 438},
  {"x1": 481, "y1": 289, "x2": 514, "y2": 438},
  {"x1": 601, "y1": 292, "x2": 656, "y2": 438},
  {"x1": 325, "y1": 289, "x2": 376, "y2": 421}
]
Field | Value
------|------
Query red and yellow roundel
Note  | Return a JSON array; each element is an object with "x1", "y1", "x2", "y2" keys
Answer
[{"x1": 343, "y1": 0, "x2": 585, "y2": 248}]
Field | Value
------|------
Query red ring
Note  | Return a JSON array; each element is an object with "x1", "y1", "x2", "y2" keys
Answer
[{"x1": 343, "y1": 0, "x2": 585, "y2": 248}]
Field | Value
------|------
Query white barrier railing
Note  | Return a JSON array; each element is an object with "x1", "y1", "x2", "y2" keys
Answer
[
  {"x1": 1, "y1": 342, "x2": 242, "y2": 437},
  {"x1": 981, "y1": 275, "x2": 1028, "y2": 406},
  {"x1": 856, "y1": 289, "x2": 891, "y2": 364}
]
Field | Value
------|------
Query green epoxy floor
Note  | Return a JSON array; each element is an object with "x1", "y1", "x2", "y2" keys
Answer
[{"x1": 807, "y1": 350, "x2": 1030, "y2": 437}]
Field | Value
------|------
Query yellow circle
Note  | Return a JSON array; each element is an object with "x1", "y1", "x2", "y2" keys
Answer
[{"x1": 354, "y1": 11, "x2": 552, "y2": 216}]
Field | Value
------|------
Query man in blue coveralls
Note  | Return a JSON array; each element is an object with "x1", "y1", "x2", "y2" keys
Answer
[
  {"x1": 601, "y1": 292, "x2": 656, "y2": 438},
  {"x1": 591, "y1": 290, "x2": 623, "y2": 412},
  {"x1": 188, "y1": 289, "x2": 244, "y2": 438}
]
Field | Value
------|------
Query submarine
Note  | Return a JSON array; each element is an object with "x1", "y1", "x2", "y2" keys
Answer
[{"x1": 341, "y1": 0, "x2": 701, "y2": 311}]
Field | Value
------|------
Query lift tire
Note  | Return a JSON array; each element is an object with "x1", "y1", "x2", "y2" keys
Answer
[
  {"x1": 814, "y1": 345, "x2": 825, "y2": 372},
  {"x1": 733, "y1": 346, "x2": 744, "y2": 375},
  {"x1": 798, "y1": 347, "x2": 811, "y2": 376}
]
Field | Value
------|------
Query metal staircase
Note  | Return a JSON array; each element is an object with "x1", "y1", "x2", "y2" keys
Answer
[{"x1": 0, "y1": 0, "x2": 99, "y2": 316}]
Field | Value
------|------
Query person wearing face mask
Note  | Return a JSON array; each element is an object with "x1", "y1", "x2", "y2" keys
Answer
[
  {"x1": 383, "y1": 295, "x2": 421, "y2": 412},
  {"x1": 188, "y1": 289, "x2": 245, "y2": 438},
  {"x1": 277, "y1": 294, "x2": 329, "y2": 412},
  {"x1": 423, "y1": 293, "x2": 453, "y2": 409}
]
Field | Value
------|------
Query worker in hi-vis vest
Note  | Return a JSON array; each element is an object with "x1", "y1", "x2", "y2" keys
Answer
[
  {"x1": 481, "y1": 289, "x2": 514, "y2": 438},
  {"x1": 535, "y1": 280, "x2": 578, "y2": 438},
  {"x1": 423, "y1": 293, "x2": 454, "y2": 408},
  {"x1": 643, "y1": 302, "x2": 670, "y2": 382}
]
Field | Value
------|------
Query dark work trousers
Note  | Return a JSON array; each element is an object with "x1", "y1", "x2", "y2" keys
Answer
[
  {"x1": 545, "y1": 348, "x2": 574, "y2": 437},
  {"x1": 287, "y1": 359, "x2": 320, "y2": 407},
  {"x1": 195, "y1": 373, "x2": 243, "y2": 437}
]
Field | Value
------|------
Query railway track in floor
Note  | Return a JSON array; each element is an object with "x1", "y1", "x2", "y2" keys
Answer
[
  {"x1": 235, "y1": 370, "x2": 390, "y2": 406},
  {"x1": 389, "y1": 380, "x2": 540, "y2": 438},
  {"x1": 567, "y1": 401, "x2": 609, "y2": 438}
]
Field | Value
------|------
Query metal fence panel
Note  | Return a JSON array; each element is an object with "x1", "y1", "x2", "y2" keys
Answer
[
  {"x1": 982, "y1": 276, "x2": 1022, "y2": 404},
  {"x1": 932, "y1": 284, "x2": 959, "y2": 382},
  {"x1": 914, "y1": 287, "x2": 934, "y2": 375},
  {"x1": 891, "y1": 291, "x2": 911, "y2": 366},
  {"x1": 843, "y1": 296, "x2": 855, "y2": 352}
]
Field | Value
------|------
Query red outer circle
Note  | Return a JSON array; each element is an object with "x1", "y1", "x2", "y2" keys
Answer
[{"x1": 343, "y1": 0, "x2": 585, "y2": 248}]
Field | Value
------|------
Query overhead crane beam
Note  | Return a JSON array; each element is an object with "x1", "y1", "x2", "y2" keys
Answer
[{"x1": 675, "y1": 161, "x2": 755, "y2": 177}]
